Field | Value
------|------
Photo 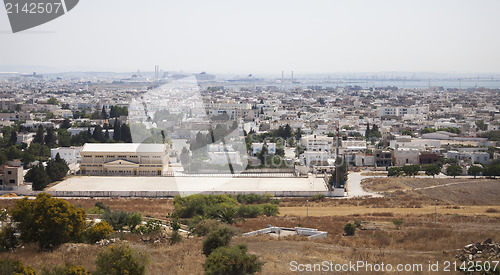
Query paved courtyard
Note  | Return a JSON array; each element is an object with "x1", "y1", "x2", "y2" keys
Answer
[{"x1": 49, "y1": 176, "x2": 328, "y2": 192}]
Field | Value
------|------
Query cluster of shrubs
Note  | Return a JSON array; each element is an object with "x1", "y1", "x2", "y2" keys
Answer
[
  {"x1": 173, "y1": 194, "x2": 280, "y2": 220},
  {"x1": 0, "y1": 193, "x2": 115, "y2": 252},
  {"x1": 0, "y1": 242, "x2": 149, "y2": 275},
  {"x1": 192, "y1": 219, "x2": 263, "y2": 274}
]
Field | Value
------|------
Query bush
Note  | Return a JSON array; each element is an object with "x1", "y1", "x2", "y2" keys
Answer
[
  {"x1": 0, "y1": 259, "x2": 36, "y2": 275},
  {"x1": 102, "y1": 210, "x2": 142, "y2": 231},
  {"x1": 261, "y1": 203, "x2": 279, "y2": 217},
  {"x1": 0, "y1": 225, "x2": 18, "y2": 252},
  {"x1": 215, "y1": 206, "x2": 242, "y2": 225},
  {"x1": 204, "y1": 244, "x2": 263, "y2": 275},
  {"x1": 192, "y1": 219, "x2": 222, "y2": 237},
  {"x1": 311, "y1": 193, "x2": 325, "y2": 201},
  {"x1": 392, "y1": 219, "x2": 405, "y2": 230},
  {"x1": 41, "y1": 263, "x2": 90, "y2": 275},
  {"x1": 133, "y1": 219, "x2": 163, "y2": 235},
  {"x1": 86, "y1": 221, "x2": 113, "y2": 244},
  {"x1": 168, "y1": 217, "x2": 182, "y2": 245},
  {"x1": 237, "y1": 204, "x2": 263, "y2": 218},
  {"x1": 387, "y1": 167, "x2": 403, "y2": 177},
  {"x1": 344, "y1": 223, "x2": 356, "y2": 236},
  {"x1": 202, "y1": 226, "x2": 237, "y2": 256},
  {"x1": 87, "y1": 202, "x2": 110, "y2": 215},
  {"x1": 173, "y1": 194, "x2": 238, "y2": 218},
  {"x1": 235, "y1": 193, "x2": 272, "y2": 204},
  {"x1": 95, "y1": 242, "x2": 149, "y2": 275},
  {"x1": 126, "y1": 212, "x2": 143, "y2": 231},
  {"x1": 10, "y1": 193, "x2": 86, "y2": 251},
  {"x1": 169, "y1": 230, "x2": 183, "y2": 245}
]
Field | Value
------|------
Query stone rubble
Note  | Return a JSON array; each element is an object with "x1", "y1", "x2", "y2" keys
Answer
[{"x1": 455, "y1": 238, "x2": 500, "y2": 261}]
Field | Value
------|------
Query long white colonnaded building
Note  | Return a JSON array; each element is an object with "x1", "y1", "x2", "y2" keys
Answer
[{"x1": 79, "y1": 143, "x2": 169, "y2": 176}]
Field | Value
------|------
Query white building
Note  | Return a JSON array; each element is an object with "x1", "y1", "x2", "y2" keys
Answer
[
  {"x1": 51, "y1": 147, "x2": 82, "y2": 164},
  {"x1": 301, "y1": 135, "x2": 333, "y2": 152},
  {"x1": 354, "y1": 153, "x2": 375, "y2": 167},
  {"x1": 389, "y1": 137, "x2": 441, "y2": 150},
  {"x1": 300, "y1": 151, "x2": 333, "y2": 167},
  {"x1": 393, "y1": 148, "x2": 421, "y2": 166},
  {"x1": 446, "y1": 150, "x2": 490, "y2": 165},
  {"x1": 16, "y1": 132, "x2": 35, "y2": 145},
  {"x1": 378, "y1": 106, "x2": 428, "y2": 117},
  {"x1": 80, "y1": 143, "x2": 169, "y2": 176}
]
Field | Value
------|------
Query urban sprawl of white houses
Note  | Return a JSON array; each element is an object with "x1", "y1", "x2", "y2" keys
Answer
[{"x1": 1, "y1": 73, "x2": 499, "y2": 190}]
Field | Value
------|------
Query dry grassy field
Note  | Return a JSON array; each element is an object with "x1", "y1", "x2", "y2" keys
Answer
[{"x1": 1, "y1": 177, "x2": 499, "y2": 274}]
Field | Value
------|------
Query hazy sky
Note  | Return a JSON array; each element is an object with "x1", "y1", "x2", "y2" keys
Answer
[{"x1": 1, "y1": 0, "x2": 500, "y2": 74}]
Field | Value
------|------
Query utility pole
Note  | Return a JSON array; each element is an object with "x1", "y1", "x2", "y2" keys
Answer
[
  {"x1": 335, "y1": 121, "x2": 340, "y2": 188},
  {"x1": 306, "y1": 200, "x2": 309, "y2": 228},
  {"x1": 434, "y1": 200, "x2": 437, "y2": 228}
]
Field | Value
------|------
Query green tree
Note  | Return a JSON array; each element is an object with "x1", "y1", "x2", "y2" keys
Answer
[
  {"x1": 295, "y1": 128, "x2": 302, "y2": 140},
  {"x1": 21, "y1": 151, "x2": 36, "y2": 167},
  {"x1": 0, "y1": 225, "x2": 18, "y2": 252},
  {"x1": 446, "y1": 165, "x2": 462, "y2": 178},
  {"x1": 344, "y1": 223, "x2": 356, "y2": 236},
  {"x1": 387, "y1": 167, "x2": 403, "y2": 177},
  {"x1": 476, "y1": 120, "x2": 488, "y2": 131},
  {"x1": 6, "y1": 145, "x2": 22, "y2": 160},
  {"x1": 483, "y1": 164, "x2": 500, "y2": 179},
  {"x1": 261, "y1": 203, "x2": 279, "y2": 217},
  {"x1": 93, "y1": 125, "x2": 104, "y2": 142},
  {"x1": 101, "y1": 106, "x2": 107, "y2": 119},
  {"x1": 10, "y1": 193, "x2": 87, "y2": 250},
  {"x1": 46, "y1": 153, "x2": 69, "y2": 182},
  {"x1": 402, "y1": 164, "x2": 420, "y2": 177},
  {"x1": 47, "y1": 97, "x2": 59, "y2": 105},
  {"x1": 113, "y1": 119, "x2": 121, "y2": 141},
  {"x1": 202, "y1": 226, "x2": 237, "y2": 256},
  {"x1": 61, "y1": 118, "x2": 72, "y2": 129},
  {"x1": 34, "y1": 127, "x2": 45, "y2": 144},
  {"x1": 0, "y1": 151, "x2": 7, "y2": 165},
  {"x1": 126, "y1": 212, "x2": 142, "y2": 231},
  {"x1": 423, "y1": 164, "x2": 441, "y2": 178},
  {"x1": 120, "y1": 124, "x2": 132, "y2": 143},
  {"x1": 401, "y1": 130, "x2": 415, "y2": 137},
  {"x1": 204, "y1": 244, "x2": 263, "y2": 275},
  {"x1": 95, "y1": 242, "x2": 149, "y2": 275},
  {"x1": 25, "y1": 163, "x2": 51, "y2": 190},
  {"x1": 256, "y1": 143, "x2": 268, "y2": 165},
  {"x1": 86, "y1": 221, "x2": 113, "y2": 244},
  {"x1": 9, "y1": 130, "x2": 17, "y2": 145},
  {"x1": 44, "y1": 128, "x2": 57, "y2": 147},
  {"x1": 468, "y1": 165, "x2": 483, "y2": 178}
]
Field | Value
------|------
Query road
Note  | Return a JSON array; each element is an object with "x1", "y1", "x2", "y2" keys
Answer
[{"x1": 345, "y1": 172, "x2": 383, "y2": 198}]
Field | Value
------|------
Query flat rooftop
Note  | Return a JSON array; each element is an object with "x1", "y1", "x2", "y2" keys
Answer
[
  {"x1": 81, "y1": 143, "x2": 166, "y2": 153},
  {"x1": 49, "y1": 176, "x2": 328, "y2": 192}
]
